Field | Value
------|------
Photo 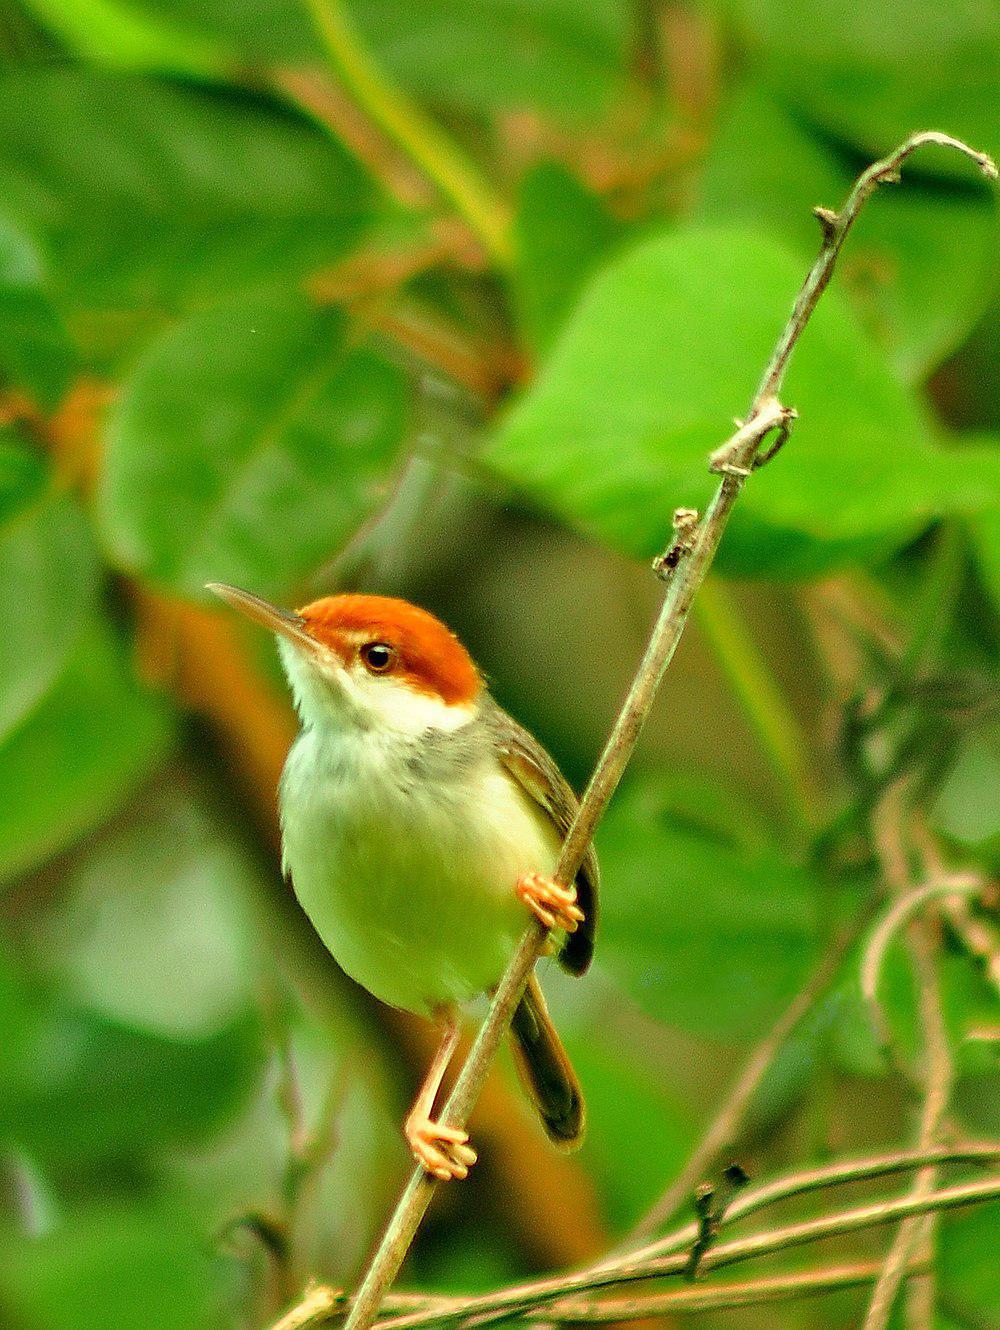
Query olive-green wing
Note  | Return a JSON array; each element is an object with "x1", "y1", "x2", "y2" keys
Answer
[{"x1": 485, "y1": 701, "x2": 598, "y2": 975}]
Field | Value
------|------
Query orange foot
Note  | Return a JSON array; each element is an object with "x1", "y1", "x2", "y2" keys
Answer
[
  {"x1": 405, "y1": 1114, "x2": 478, "y2": 1181},
  {"x1": 517, "y1": 872, "x2": 584, "y2": 933}
]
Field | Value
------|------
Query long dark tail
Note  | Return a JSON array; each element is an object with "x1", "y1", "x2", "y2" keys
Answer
[{"x1": 510, "y1": 974, "x2": 585, "y2": 1149}]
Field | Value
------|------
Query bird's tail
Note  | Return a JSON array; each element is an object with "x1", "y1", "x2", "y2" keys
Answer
[{"x1": 510, "y1": 974, "x2": 585, "y2": 1149}]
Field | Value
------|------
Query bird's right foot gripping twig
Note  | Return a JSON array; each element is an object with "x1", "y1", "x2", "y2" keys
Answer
[{"x1": 517, "y1": 872, "x2": 585, "y2": 933}]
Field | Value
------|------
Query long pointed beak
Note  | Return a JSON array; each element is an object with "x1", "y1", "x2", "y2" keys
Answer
[{"x1": 206, "y1": 583, "x2": 317, "y2": 652}]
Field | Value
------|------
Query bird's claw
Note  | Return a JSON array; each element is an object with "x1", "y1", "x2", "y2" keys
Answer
[
  {"x1": 516, "y1": 872, "x2": 584, "y2": 933},
  {"x1": 405, "y1": 1115, "x2": 477, "y2": 1181}
]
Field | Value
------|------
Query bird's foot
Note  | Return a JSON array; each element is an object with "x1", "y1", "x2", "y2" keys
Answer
[
  {"x1": 405, "y1": 1113, "x2": 477, "y2": 1181},
  {"x1": 516, "y1": 872, "x2": 584, "y2": 933}
]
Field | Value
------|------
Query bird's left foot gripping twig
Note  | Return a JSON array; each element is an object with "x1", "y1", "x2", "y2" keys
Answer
[
  {"x1": 404, "y1": 1012, "x2": 478, "y2": 1181},
  {"x1": 517, "y1": 872, "x2": 585, "y2": 933}
]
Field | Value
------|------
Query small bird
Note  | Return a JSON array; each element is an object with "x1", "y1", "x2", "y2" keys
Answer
[{"x1": 208, "y1": 584, "x2": 597, "y2": 1180}]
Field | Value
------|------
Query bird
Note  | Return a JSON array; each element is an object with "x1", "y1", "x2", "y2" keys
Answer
[{"x1": 207, "y1": 584, "x2": 597, "y2": 1181}]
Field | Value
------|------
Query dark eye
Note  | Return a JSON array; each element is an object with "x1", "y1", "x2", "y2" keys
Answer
[{"x1": 360, "y1": 641, "x2": 396, "y2": 674}]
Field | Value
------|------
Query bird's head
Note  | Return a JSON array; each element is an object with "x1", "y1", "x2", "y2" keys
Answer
[{"x1": 207, "y1": 583, "x2": 482, "y2": 736}]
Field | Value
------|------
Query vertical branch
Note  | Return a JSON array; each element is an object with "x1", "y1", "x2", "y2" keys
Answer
[
  {"x1": 324, "y1": 131, "x2": 998, "y2": 1330},
  {"x1": 863, "y1": 790, "x2": 955, "y2": 1330}
]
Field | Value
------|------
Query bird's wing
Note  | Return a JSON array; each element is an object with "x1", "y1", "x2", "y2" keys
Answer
[{"x1": 484, "y1": 701, "x2": 598, "y2": 976}]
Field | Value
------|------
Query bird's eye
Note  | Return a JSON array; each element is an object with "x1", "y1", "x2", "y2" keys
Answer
[{"x1": 360, "y1": 641, "x2": 396, "y2": 674}]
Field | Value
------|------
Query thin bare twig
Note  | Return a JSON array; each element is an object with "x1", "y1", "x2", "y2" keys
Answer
[
  {"x1": 860, "y1": 875, "x2": 982, "y2": 1062},
  {"x1": 911, "y1": 822, "x2": 1000, "y2": 1002},
  {"x1": 268, "y1": 1146, "x2": 1000, "y2": 1330},
  {"x1": 370, "y1": 1174, "x2": 1000, "y2": 1330},
  {"x1": 295, "y1": 129, "x2": 999, "y2": 1330},
  {"x1": 863, "y1": 797, "x2": 956, "y2": 1330},
  {"x1": 548, "y1": 1259, "x2": 931, "y2": 1321}
]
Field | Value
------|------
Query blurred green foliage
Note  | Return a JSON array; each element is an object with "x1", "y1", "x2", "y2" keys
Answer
[{"x1": 0, "y1": 1, "x2": 997, "y2": 1328}]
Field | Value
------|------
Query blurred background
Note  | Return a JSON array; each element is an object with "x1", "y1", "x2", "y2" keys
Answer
[{"x1": 0, "y1": 1, "x2": 998, "y2": 1327}]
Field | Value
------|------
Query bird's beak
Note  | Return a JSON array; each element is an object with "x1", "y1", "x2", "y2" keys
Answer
[{"x1": 206, "y1": 583, "x2": 318, "y2": 654}]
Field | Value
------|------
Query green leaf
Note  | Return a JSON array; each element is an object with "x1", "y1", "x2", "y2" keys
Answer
[
  {"x1": 155, "y1": 0, "x2": 631, "y2": 120},
  {"x1": 513, "y1": 161, "x2": 622, "y2": 356},
  {"x1": 932, "y1": 722, "x2": 1000, "y2": 847},
  {"x1": 20, "y1": 0, "x2": 230, "y2": 81},
  {"x1": 0, "y1": 68, "x2": 376, "y2": 318},
  {"x1": 99, "y1": 290, "x2": 409, "y2": 599},
  {"x1": 595, "y1": 778, "x2": 821, "y2": 1039},
  {"x1": 566, "y1": 1032, "x2": 694, "y2": 1230},
  {"x1": 940, "y1": 1204, "x2": 1000, "y2": 1327},
  {"x1": 729, "y1": 0, "x2": 1000, "y2": 181},
  {"x1": 2, "y1": 1006, "x2": 262, "y2": 1167},
  {"x1": 362, "y1": 0, "x2": 632, "y2": 119},
  {"x1": 44, "y1": 785, "x2": 261, "y2": 1040},
  {"x1": 0, "y1": 1200, "x2": 224, "y2": 1330},
  {"x1": 829, "y1": 944, "x2": 999, "y2": 1079},
  {"x1": 694, "y1": 82, "x2": 998, "y2": 381},
  {"x1": 0, "y1": 921, "x2": 260, "y2": 1172},
  {"x1": 0, "y1": 622, "x2": 174, "y2": 886},
  {"x1": 0, "y1": 218, "x2": 75, "y2": 407},
  {"x1": 0, "y1": 442, "x2": 99, "y2": 745},
  {"x1": 487, "y1": 226, "x2": 998, "y2": 577},
  {"x1": 965, "y1": 439, "x2": 1000, "y2": 614}
]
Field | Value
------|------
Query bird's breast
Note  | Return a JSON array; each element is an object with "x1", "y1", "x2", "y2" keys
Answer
[{"x1": 278, "y1": 723, "x2": 557, "y2": 1015}]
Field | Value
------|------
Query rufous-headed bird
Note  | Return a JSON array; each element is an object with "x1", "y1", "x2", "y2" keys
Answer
[{"x1": 208, "y1": 585, "x2": 597, "y2": 1181}]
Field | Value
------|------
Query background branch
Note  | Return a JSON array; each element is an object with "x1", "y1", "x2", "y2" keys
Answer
[
  {"x1": 367, "y1": 1172, "x2": 1000, "y2": 1330},
  {"x1": 863, "y1": 792, "x2": 956, "y2": 1330}
]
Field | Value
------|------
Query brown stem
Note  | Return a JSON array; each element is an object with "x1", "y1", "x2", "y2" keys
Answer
[
  {"x1": 548, "y1": 1259, "x2": 931, "y2": 1321},
  {"x1": 863, "y1": 796, "x2": 956, "y2": 1330}
]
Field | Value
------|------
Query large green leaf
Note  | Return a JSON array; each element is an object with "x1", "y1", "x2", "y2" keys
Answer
[
  {"x1": 0, "y1": 918, "x2": 260, "y2": 1173},
  {"x1": 513, "y1": 161, "x2": 623, "y2": 357},
  {"x1": 99, "y1": 290, "x2": 409, "y2": 599},
  {"x1": 150, "y1": 0, "x2": 631, "y2": 120},
  {"x1": 487, "y1": 226, "x2": 998, "y2": 577},
  {"x1": 1, "y1": 1005, "x2": 261, "y2": 1167},
  {"x1": 45, "y1": 784, "x2": 261, "y2": 1040},
  {"x1": 0, "y1": 1200, "x2": 223, "y2": 1330},
  {"x1": 0, "y1": 219, "x2": 75, "y2": 407},
  {"x1": 566, "y1": 1033, "x2": 694, "y2": 1230},
  {"x1": 965, "y1": 438, "x2": 1000, "y2": 615},
  {"x1": 0, "y1": 68, "x2": 375, "y2": 317},
  {"x1": 19, "y1": 0, "x2": 229, "y2": 80},
  {"x1": 940, "y1": 1204, "x2": 1000, "y2": 1326},
  {"x1": 354, "y1": 0, "x2": 631, "y2": 120},
  {"x1": 595, "y1": 778, "x2": 822, "y2": 1039},
  {"x1": 25, "y1": 0, "x2": 631, "y2": 120},
  {"x1": 729, "y1": 0, "x2": 1000, "y2": 180},
  {"x1": 0, "y1": 622, "x2": 174, "y2": 885},
  {"x1": 0, "y1": 443, "x2": 99, "y2": 745},
  {"x1": 694, "y1": 82, "x2": 998, "y2": 382}
]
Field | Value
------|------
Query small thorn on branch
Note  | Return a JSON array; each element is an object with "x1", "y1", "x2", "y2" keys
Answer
[
  {"x1": 653, "y1": 507, "x2": 700, "y2": 580},
  {"x1": 813, "y1": 206, "x2": 838, "y2": 242},
  {"x1": 684, "y1": 1165, "x2": 750, "y2": 1281}
]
